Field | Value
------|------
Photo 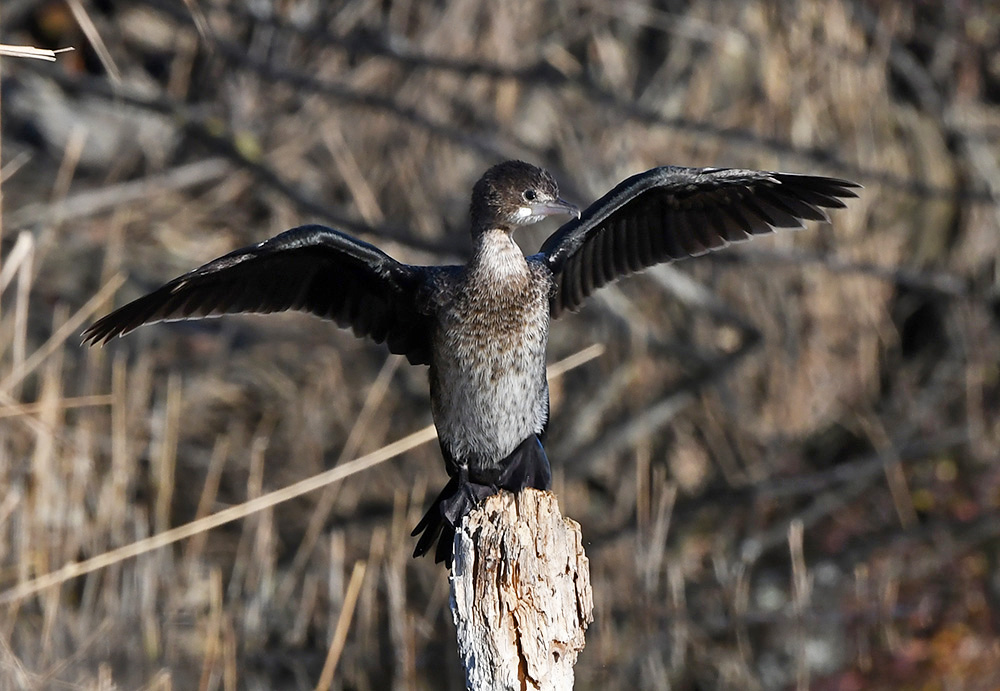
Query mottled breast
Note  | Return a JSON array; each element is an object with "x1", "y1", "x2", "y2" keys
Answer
[{"x1": 429, "y1": 234, "x2": 552, "y2": 470}]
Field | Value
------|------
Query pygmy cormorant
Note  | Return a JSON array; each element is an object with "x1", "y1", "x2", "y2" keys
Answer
[{"x1": 83, "y1": 161, "x2": 859, "y2": 565}]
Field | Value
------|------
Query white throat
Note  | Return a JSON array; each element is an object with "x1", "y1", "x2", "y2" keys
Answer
[{"x1": 474, "y1": 230, "x2": 528, "y2": 279}]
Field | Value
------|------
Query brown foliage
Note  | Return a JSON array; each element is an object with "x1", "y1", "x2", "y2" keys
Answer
[{"x1": 2, "y1": 0, "x2": 999, "y2": 688}]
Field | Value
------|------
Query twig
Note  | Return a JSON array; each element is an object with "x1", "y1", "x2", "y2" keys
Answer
[
  {"x1": 65, "y1": 0, "x2": 120, "y2": 83},
  {"x1": 0, "y1": 393, "x2": 113, "y2": 420},
  {"x1": 789, "y1": 519, "x2": 810, "y2": 691},
  {"x1": 0, "y1": 45, "x2": 74, "y2": 61},
  {"x1": 315, "y1": 561, "x2": 367, "y2": 691}
]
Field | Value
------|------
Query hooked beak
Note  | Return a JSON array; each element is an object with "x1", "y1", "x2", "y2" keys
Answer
[{"x1": 530, "y1": 197, "x2": 580, "y2": 220}]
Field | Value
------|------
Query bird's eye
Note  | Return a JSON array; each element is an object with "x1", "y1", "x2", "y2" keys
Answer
[{"x1": 523, "y1": 189, "x2": 537, "y2": 202}]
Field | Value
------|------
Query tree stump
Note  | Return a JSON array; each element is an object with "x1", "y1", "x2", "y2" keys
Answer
[{"x1": 449, "y1": 489, "x2": 593, "y2": 691}]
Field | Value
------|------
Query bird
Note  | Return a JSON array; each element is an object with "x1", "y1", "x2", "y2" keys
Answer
[{"x1": 83, "y1": 160, "x2": 859, "y2": 565}]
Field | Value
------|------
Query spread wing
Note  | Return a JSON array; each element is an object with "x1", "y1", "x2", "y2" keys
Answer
[
  {"x1": 534, "y1": 167, "x2": 860, "y2": 317},
  {"x1": 83, "y1": 224, "x2": 438, "y2": 365}
]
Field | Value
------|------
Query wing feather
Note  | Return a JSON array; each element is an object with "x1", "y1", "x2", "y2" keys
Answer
[
  {"x1": 83, "y1": 224, "x2": 439, "y2": 365},
  {"x1": 537, "y1": 167, "x2": 859, "y2": 316}
]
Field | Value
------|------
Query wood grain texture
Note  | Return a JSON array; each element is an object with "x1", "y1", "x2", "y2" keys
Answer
[{"x1": 450, "y1": 490, "x2": 593, "y2": 691}]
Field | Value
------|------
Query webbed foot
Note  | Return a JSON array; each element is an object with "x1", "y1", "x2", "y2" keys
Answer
[
  {"x1": 411, "y1": 434, "x2": 551, "y2": 567},
  {"x1": 411, "y1": 466, "x2": 494, "y2": 566},
  {"x1": 497, "y1": 435, "x2": 551, "y2": 492}
]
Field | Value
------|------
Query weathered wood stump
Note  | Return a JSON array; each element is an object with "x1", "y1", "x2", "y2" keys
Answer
[{"x1": 449, "y1": 489, "x2": 593, "y2": 690}]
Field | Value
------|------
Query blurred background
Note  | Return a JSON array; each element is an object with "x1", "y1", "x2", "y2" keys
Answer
[{"x1": 2, "y1": 0, "x2": 999, "y2": 688}]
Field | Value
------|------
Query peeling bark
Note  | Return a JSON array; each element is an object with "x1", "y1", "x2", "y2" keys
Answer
[{"x1": 450, "y1": 489, "x2": 593, "y2": 690}]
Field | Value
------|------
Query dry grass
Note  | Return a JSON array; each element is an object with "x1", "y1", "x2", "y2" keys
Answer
[{"x1": 2, "y1": 0, "x2": 1000, "y2": 688}]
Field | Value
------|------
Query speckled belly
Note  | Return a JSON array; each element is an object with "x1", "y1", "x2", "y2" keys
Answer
[{"x1": 429, "y1": 279, "x2": 551, "y2": 470}]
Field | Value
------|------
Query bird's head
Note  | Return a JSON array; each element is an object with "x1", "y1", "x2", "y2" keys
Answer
[{"x1": 469, "y1": 161, "x2": 580, "y2": 236}]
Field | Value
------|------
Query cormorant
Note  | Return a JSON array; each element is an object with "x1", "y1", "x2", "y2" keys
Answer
[{"x1": 83, "y1": 161, "x2": 859, "y2": 565}]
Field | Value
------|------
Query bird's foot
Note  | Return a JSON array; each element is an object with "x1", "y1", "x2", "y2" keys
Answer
[
  {"x1": 411, "y1": 434, "x2": 551, "y2": 567},
  {"x1": 411, "y1": 467, "x2": 494, "y2": 566},
  {"x1": 496, "y1": 434, "x2": 552, "y2": 492},
  {"x1": 441, "y1": 472, "x2": 497, "y2": 525}
]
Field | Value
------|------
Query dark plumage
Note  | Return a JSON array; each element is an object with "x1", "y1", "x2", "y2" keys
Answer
[{"x1": 83, "y1": 160, "x2": 859, "y2": 566}]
